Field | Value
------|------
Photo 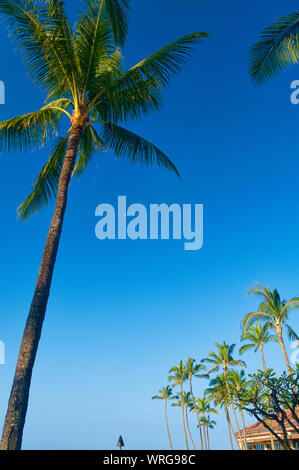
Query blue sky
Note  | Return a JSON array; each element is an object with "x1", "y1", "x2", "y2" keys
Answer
[{"x1": 1, "y1": 0, "x2": 299, "y2": 450}]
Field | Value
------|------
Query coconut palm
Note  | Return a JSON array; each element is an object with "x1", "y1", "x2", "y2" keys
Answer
[
  {"x1": 206, "y1": 374, "x2": 240, "y2": 450},
  {"x1": 249, "y1": 11, "x2": 299, "y2": 83},
  {"x1": 226, "y1": 370, "x2": 249, "y2": 450},
  {"x1": 200, "y1": 416, "x2": 216, "y2": 450},
  {"x1": 172, "y1": 391, "x2": 196, "y2": 450},
  {"x1": 168, "y1": 362, "x2": 189, "y2": 449},
  {"x1": 152, "y1": 386, "x2": 174, "y2": 450},
  {"x1": 202, "y1": 342, "x2": 246, "y2": 448},
  {"x1": 242, "y1": 284, "x2": 299, "y2": 375},
  {"x1": 190, "y1": 396, "x2": 218, "y2": 450},
  {"x1": 240, "y1": 322, "x2": 279, "y2": 373},
  {"x1": 183, "y1": 356, "x2": 208, "y2": 450},
  {"x1": 0, "y1": 0, "x2": 209, "y2": 450}
]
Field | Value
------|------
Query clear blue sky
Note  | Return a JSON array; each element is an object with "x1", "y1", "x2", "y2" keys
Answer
[{"x1": 1, "y1": 0, "x2": 299, "y2": 450}]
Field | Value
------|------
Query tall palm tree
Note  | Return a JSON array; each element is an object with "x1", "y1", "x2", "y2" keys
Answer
[
  {"x1": 168, "y1": 362, "x2": 189, "y2": 449},
  {"x1": 200, "y1": 416, "x2": 216, "y2": 450},
  {"x1": 249, "y1": 11, "x2": 299, "y2": 83},
  {"x1": 226, "y1": 370, "x2": 248, "y2": 450},
  {"x1": 202, "y1": 342, "x2": 246, "y2": 450},
  {"x1": 240, "y1": 322, "x2": 279, "y2": 373},
  {"x1": 0, "y1": 1, "x2": 209, "y2": 450},
  {"x1": 172, "y1": 392, "x2": 196, "y2": 450},
  {"x1": 152, "y1": 386, "x2": 174, "y2": 450},
  {"x1": 240, "y1": 323, "x2": 279, "y2": 450},
  {"x1": 184, "y1": 356, "x2": 208, "y2": 450},
  {"x1": 206, "y1": 375, "x2": 237, "y2": 450},
  {"x1": 242, "y1": 284, "x2": 299, "y2": 375},
  {"x1": 190, "y1": 396, "x2": 218, "y2": 450}
]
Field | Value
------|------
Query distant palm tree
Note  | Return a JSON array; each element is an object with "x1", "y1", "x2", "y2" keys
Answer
[
  {"x1": 242, "y1": 284, "x2": 299, "y2": 375},
  {"x1": 168, "y1": 362, "x2": 189, "y2": 449},
  {"x1": 240, "y1": 322, "x2": 279, "y2": 373},
  {"x1": 206, "y1": 374, "x2": 237, "y2": 450},
  {"x1": 249, "y1": 10, "x2": 299, "y2": 83},
  {"x1": 202, "y1": 342, "x2": 246, "y2": 449},
  {"x1": 184, "y1": 356, "x2": 208, "y2": 450},
  {"x1": 190, "y1": 396, "x2": 218, "y2": 450},
  {"x1": 152, "y1": 386, "x2": 174, "y2": 450},
  {"x1": 226, "y1": 370, "x2": 248, "y2": 449},
  {"x1": 172, "y1": 391, "x2": 196, "y2": 450},
  {"x1": 200, "y1": 416, "x2": 216, "y2": 450},
  {"x1": 0, "y1": 0, "x2": 209, "y2": 450}
]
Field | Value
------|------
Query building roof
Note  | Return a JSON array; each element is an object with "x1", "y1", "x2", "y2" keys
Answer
[{"x1": 237, "y1": 408, "x2": 299, "y2": 437}]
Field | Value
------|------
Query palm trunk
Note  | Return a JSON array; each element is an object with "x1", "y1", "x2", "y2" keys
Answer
[
  {"x1": 259, "y1": 345, "x2": 275, "y2": 450},
  {"x1": 185, "y1": 406, "x2": 196, "y2": 450},
  {"x1": 0, "y1": 115, "x2": 87, "y2": 450},
  {"x1": 201, "y1": 412, "x2": 207, "y2": 450},
  {"x1": 164, "y1": 400, "x2": 173, "y2": 450},
  {"x1": 230, "y1": 404, "x2": 243, "y2": 450},
  {"x1": 189, "y1": 378, "x2": 203, "y2": 450},
  {"x1": 224, "y1": 405, "x2": 234, "y2": 450},
  {"x1": 240, "y1": 408, "x2": 247, "y2": 450},
  {"x1": 276, "y1": 326, "x2": 292, "y2": 376},
  {"x1": 180, "y1": 383, "x2": 189, "y2": 450},
  {"x1": 206, "y1": 426, "x2": 210, "y2": 450}
]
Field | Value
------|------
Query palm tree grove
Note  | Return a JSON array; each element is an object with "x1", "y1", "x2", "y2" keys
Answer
[{"x1": 0, "y1": 0, "x2": 299, "y2": 457}]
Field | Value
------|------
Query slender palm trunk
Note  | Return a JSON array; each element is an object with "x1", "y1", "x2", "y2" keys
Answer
[
  {"x1": 201, "y1": 412, "x2": 207, "y2": 450},
  {"x1": 240, "y1": 408, "x2": 247, "y2": 450},
  {"x1": 260, "y1": 345, "x2": 275, "y2": 450},
  {"x1": 230, "y1": 404, "x2": 243, "y2": 449},
  {"x1": 189, "y1": 379, "x2": 203, "y2": 450},
  {"x1": 180, "y1": 384, "x2": 189, "y2": 450},
  {"x1": 207, "y1": 426, "x2": 210, "y2": 450},
  {"x1": 164, "y1": 401, "x2": 173, "y2": 450},
  {"x1": 224, "y1": 405, "x2": 234, "y2": 450},
  {"x1": 276, "y1": 326, "x2": 292, "y2": 376},
  {"x1": 0, "y1": 114, "x2": 87, "y2": 450},
  {"x1": 185, "y1": 406, "x2": 196, "y2": 450}
]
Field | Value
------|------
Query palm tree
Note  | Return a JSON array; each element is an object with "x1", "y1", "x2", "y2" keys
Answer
[
  {"x1": 240, "y1": 322, "x2": 279, "y2": 373},
  {"x1": 190, "y1": 396, "x2": 218, "y2": 450},
  {"x1": 206, "y1": 375, "x2": 237, "y2": 450},
  {"x1": 202, "y1": 342, "x2": 246, "y2": 450},
  {"x1": 249, "y1": 11, "x2": 299, "y2": 84},
  {"x1": 242, "y1": 284, "x2": 299, "y2": 375},
  {"x1": 152, "y1": 386, "x2": 174, "y2": 450},
  {"x1": 172, "y1": 392, "x2": 196, "y2": 450},
  {"x1": 200, "y1": 416, "x2": 216, "y2": 450},
  {"x1": 184, "y1": 356, "x2": 208, "y2": 450},
  {"x1": 0, "y1": 1, "x2": 209, "y2": 450},
  {"x1": 226, "y1": 370, "x2": 249, "y2": 450},
  {"x1": 168, "y1": 362, "x2": 189, "y2": 449}
]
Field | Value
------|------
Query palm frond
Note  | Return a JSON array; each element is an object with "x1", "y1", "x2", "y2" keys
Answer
[
  {"x1": 17, "y1": 133, "x2": 69, "y2": 220},
  {"x1": 73, "y1": 125, "x2": 105, "y2": 177},
  {"x1": 249, "y1": 12, "x2": 299, "y2": 82},
  {"x1": 101, "y1": 123, "x2": 180, "y2": 176}
]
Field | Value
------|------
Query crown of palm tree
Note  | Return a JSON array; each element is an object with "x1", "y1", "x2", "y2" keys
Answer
[
  {"x1": 249, "y1": 11, "x2": 299, "y2": 83},
  {"x1": 240, "y1": 322, "x2": 279, "y2": 355},
  {"x1": 0, "y1": 0, "x2": 209, "y2": 220},
  {"x1": 202, "y1": 342, "x2": 246, "y2": 374},
  {"x1": 242, "y1": 284, "x2": 299, "y2": 341},
  {"x1": 152, "y1": 386, "x2": 173, "y2": 401},
  {"x1": 225, "y1": 369, "x2": 248, "y2": 396},
  {"x1": 190, "y1": 396, "x2": 218, "y2": 416},
  {"x1": 168, "y1": 361, "x2": 188, "y2": 386},
  {"x1": 172, "y1": 391, "x2": 192, "y2": 407},
  {"x1": 206, "y1": 374, "x2": 232, "y2": 408},
  {"x1": 200, "y1": 415, "x2": 216, "y2": 429},
  {"x1": 184, "y1": 356, "x2": 209, "y2": 380}
]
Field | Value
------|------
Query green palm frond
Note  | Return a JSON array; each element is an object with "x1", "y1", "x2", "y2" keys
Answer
[
  {"x1": 128, "y1": 32, "x2": 209, "y2": 87},
  {"x1": 18, "y1": 133, "x2": 70, "y2": 220},
  {"x1": 73, "y1": 125, "x2": 105, "y2": 177},
  {"x1": 101, "y1": 0, "x2": 129, "y2": 47},
  {"x1": 285, "y1": 324, "x2": 299, "y2": 341},
  {"x1": 0, "y1": 107, "x2": 61, "y2": 153},
  {"x1": 249, "y1": 12, "x2": 299, "y2": 82},
  {"x1": 102, "y1": 123, "x2": 180, "y2": 176},
  {"x1": 239, "y1": 343, "x2": 255, "y2": 355}
]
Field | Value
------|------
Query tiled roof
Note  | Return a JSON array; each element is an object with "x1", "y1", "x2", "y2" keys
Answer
[{"x1": 237, "y1": 408, "x2": 299, "y2": 437}]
